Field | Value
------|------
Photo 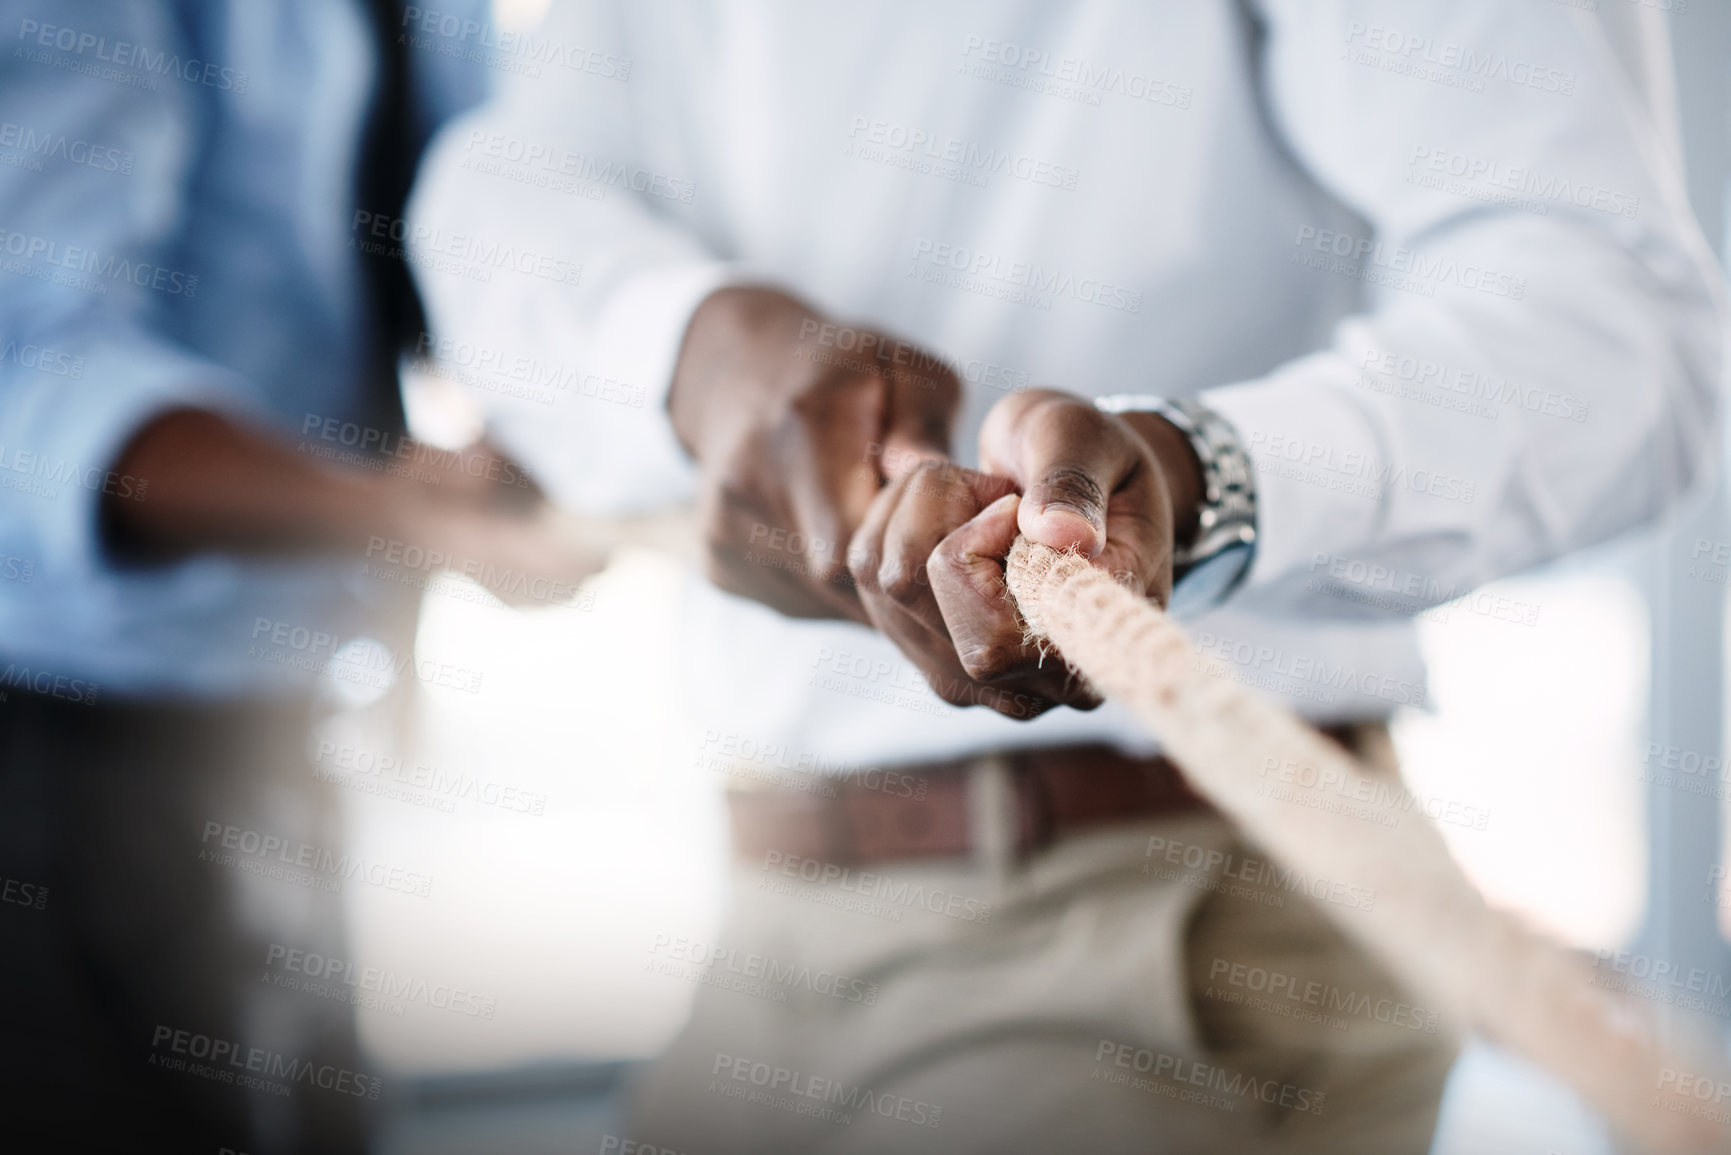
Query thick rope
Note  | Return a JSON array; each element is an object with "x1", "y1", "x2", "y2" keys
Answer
[{"x1": 1004, "y1": 537, "x2": 1727, "y2": 1154}]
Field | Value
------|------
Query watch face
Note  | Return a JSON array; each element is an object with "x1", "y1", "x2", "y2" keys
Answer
[{"x1": 1168, "y1": 542, "x2": 1255, "y2": 621}]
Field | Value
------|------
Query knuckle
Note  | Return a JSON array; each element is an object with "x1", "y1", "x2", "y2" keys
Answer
[
  {"x1": 827, "y1": 560, "x2": 863, "y2": 594},
  {"x1": 912, "y1": 458, "x2": 950, "y2": 481},
  {"x1": 784, "y1": 385, "x2": 850, "y2": 429},
  {"x1": 925, "y1": 546, "x2": 964, "y2": 588},
  {"x1": 958, "y1": 640, "x2": 1021, "y2": 683},
  {"x1": 846, "y1": 543, "x2": 881, "y2": 592},
  {"x1": 878, "y1": 556, "x2": 922, "y2": 603},
  {"x1": 807, "y1": 554, "x2": 846, "y2": 584},
  {"x1": 904, "y1": 461, "x2": 951, "y2": 501}
]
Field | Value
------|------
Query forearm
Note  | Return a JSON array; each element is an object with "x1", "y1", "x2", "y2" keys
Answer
[{"x1": 102, "y1": 407, "x2": 410, "y2": 559}]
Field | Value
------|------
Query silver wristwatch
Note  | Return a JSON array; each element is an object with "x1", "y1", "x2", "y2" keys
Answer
[{"x1": 1095, "y1": 394, "x2": 1258, "y2": 618}]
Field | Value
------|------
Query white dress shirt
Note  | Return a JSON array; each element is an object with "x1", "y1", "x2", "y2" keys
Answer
[{"x1": 409, "y1": 0, "x2": 1721, "y2": 769}]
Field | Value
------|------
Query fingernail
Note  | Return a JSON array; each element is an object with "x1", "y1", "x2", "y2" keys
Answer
[
  {"x1": 1035, "y1": 501, "x2": 1099, "y2": 529},
  {"x1": 1026, "y1": 501, "x2": 1104, "y2": 556}
]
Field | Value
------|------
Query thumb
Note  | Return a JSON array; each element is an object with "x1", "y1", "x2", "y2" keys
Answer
[{"x1": 981, "y1": 392, "x2": 1138, "y2": 559}]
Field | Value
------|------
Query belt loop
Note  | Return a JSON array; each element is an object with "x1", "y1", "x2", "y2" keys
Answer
[
  {"x1": 825, "y1": 774, "x2": 856, "y2": 866},
  {"x1": 968, "y1": 752, "x2": 1017, "y2": 880}
]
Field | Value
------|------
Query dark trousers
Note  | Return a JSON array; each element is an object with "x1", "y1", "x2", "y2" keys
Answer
[{"x1": 0, "y1": 686, "x2": 373, "y2": 1154}]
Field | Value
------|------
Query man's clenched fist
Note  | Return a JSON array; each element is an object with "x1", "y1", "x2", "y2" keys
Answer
[
  {"x1": 668, "y1": 287, "x2": 960, "y2": 621},
  {"x1": 850, "y1": 389, "x2": 1203, "y2": 719}
]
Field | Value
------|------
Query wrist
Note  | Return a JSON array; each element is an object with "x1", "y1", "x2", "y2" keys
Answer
[
  {"x1": 668, "y1": 285, "x2": 818, "y2": 460},
  {"x1": 1120, "y1": 410, "x2": 1205, "y2": 550},
  {"x1": 1095, "y1": 394, "x2": 1258, "y2": 615}
]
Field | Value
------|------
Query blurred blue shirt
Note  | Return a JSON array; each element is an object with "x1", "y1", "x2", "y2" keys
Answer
[{"x1": 0, "y1": 0, "x2": 490, "y2": 698}]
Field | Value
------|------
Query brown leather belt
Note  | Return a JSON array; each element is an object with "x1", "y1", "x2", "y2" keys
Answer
[{"x1": 729, "y1": 726, "x2": 1367, "y2": 868}]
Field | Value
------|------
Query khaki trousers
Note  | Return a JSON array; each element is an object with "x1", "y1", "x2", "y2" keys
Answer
[{"x1": 627, "y1": 745, "x2": 1456, "y2": 1155}]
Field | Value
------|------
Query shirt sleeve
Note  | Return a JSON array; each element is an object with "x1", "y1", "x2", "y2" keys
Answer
[
  {"x1": 405, "y1": 0, "x2": 735, "y2": 515},
  {"x1": 1204, "y1": 0, "x2": 1723, "y2": 617},
  {"x1": 0, "y1": 1, "x2": 264, "y2": 579}
]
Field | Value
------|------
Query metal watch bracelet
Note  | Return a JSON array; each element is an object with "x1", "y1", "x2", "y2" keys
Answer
[{"x1": 1094, "y1": 394, "x2": 1258, "y2": 610}]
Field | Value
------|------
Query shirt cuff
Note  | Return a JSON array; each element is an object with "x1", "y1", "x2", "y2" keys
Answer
[
  {"x1": 1200, "y1": 367, "x2": 1385, "y2": 596},
  {"x1": 575, "y1": 259, "x2": 741, "y2": 507}
]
